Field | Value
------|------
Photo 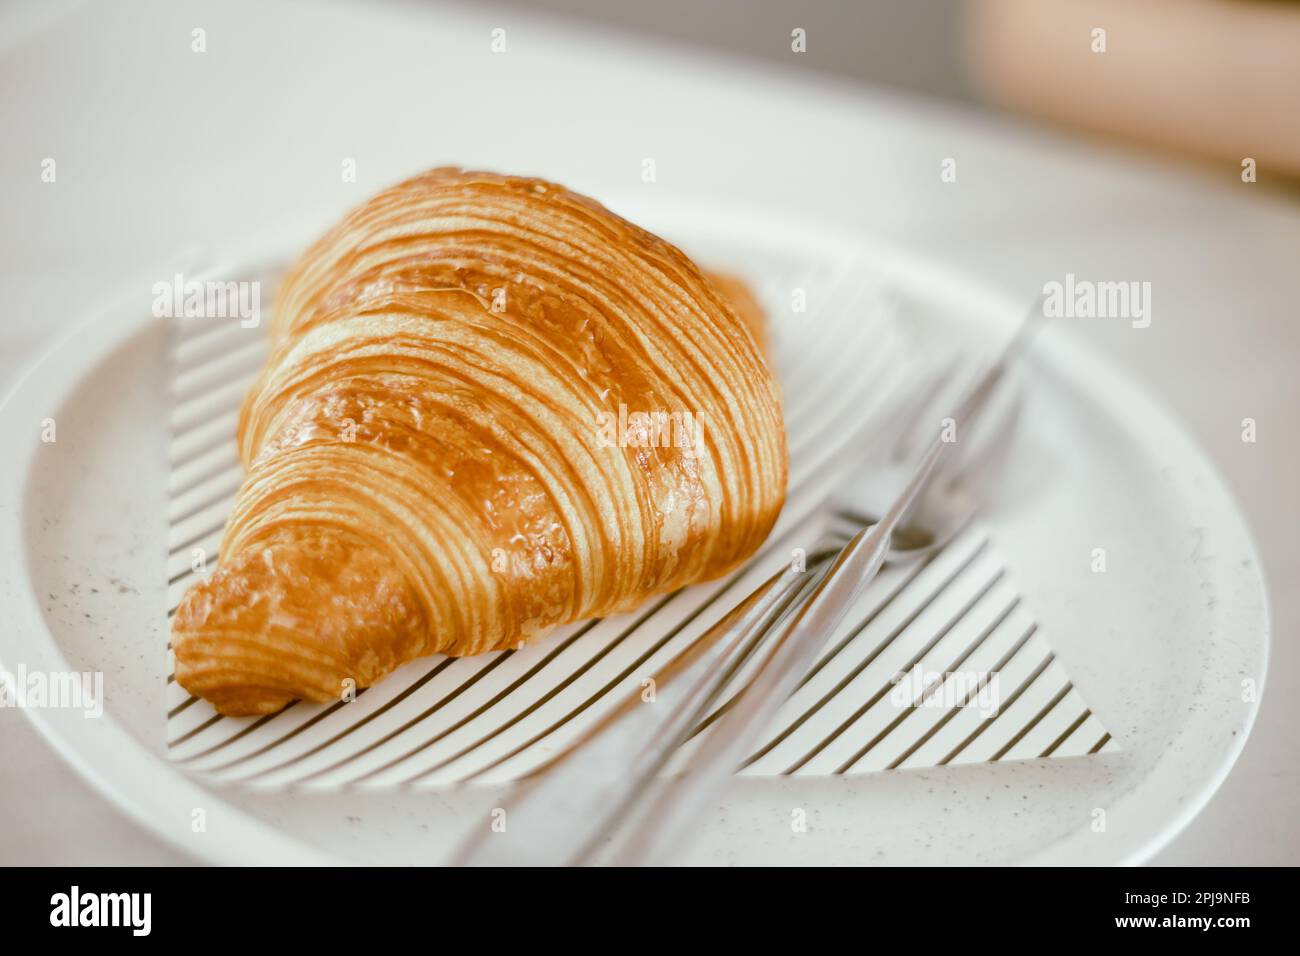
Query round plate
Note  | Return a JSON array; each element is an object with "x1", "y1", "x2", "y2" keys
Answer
[{"x1": 0, "y1": 194, "x2": 1268, "y2": 865}]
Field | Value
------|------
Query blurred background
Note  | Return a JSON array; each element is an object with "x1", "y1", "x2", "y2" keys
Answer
[
  {"x1": 1, "y1": 0, "x2": 1297, "y2": 864},
  {"x1": 513, "y1": 0, "x2": 1300, "y2": 178}
]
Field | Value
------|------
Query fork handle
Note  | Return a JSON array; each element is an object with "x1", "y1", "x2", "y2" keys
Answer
[
  {"x1": 608, "y1": 525, "x2": 893, "y2": 864},
  {"x1": 610, "y1": 442, "x2": 947, "y2": 865},
  {"x1": 449, "y1": 555, "x2": 829, "y2": 866}
]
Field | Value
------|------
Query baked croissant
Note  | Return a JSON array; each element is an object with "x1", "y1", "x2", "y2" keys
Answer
[{"x1": 173, "y1": 168, "x2": 787, "y2": 716}]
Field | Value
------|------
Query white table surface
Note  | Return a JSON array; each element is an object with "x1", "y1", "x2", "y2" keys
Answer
[{"x1": 1, "y1": 0, "x2": 1296, "y2": 865}]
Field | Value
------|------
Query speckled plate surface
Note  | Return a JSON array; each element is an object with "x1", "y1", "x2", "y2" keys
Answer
[{"x1": 0, "y1": 194, "x2": 1268, "y2": 864}]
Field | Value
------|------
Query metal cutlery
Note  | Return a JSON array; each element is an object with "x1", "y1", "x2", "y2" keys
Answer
[
  {"x1": 449, "y1": 360, "x2": 951, "y2": 866},
  {"x1": 453, "y1": 298, "x2": 1044, "y2": 866}
]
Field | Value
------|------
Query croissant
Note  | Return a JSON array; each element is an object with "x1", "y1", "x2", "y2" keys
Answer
[{"x1": 173, "y1": 168, "x2": 788, "y2": 716}]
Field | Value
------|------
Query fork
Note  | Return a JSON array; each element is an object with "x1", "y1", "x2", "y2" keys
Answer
[
  {"x1": 452, "y1": 301, "x2": 1041, "y2": 866},
  {"x1": 448, "y1": 360, "x2": 954, "y2": 866},
  {"x1": 605, "y1": 306, "x2": 1042, "y2": 865}
]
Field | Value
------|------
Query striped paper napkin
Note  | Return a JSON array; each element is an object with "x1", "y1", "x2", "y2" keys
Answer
[{"x1": 164, "y1": 257, "x2": 1116, "y2": 790}]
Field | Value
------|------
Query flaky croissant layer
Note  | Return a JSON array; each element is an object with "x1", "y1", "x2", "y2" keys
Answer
[{"x1": 173, "y1": 168, "x2": 787, "y2": 715}]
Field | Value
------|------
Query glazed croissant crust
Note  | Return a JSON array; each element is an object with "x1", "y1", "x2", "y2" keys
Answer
[{"x1": 173, "y1": 168, "x2": 787, "y2": 716}]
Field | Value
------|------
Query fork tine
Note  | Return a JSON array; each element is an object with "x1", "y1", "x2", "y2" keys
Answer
[
  {"x1": 944, "y1": 379, "x2": 1024, "y2": 492},
  {"x1": 896, "y1": 294, "x2": 1048, "y2": 463},
  {"x1": 868, "y1": 348, "x2": 961, "y2": 463},
  {"x1": 950, "y1": 292, "x2": 1049, "y2": 429}
]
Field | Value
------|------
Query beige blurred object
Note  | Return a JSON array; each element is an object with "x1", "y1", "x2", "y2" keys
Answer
[{"x1": 967, "y1": 0, "x2": 1300, "y2": 177}]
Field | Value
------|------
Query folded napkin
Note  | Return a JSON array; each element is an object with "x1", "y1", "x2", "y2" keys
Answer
[{"x1": 164, "y1": 257, "x2": 1116, "y2": 789}]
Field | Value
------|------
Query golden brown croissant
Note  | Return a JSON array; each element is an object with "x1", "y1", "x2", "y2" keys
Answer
[{"x1": 173, "y1": 168, "x2": 787, "y2": 716}]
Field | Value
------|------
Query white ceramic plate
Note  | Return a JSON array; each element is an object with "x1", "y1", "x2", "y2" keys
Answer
[{"x1": 0, "y1": 194, "x2": 1268, "y2": 865}]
